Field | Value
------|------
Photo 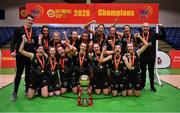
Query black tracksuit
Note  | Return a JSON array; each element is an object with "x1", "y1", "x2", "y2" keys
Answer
[{"x1": 10, "y1": 26, "x2": 37, "y2": 93}]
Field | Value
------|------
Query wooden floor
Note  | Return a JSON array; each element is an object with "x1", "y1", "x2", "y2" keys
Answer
[
  {"x1": 0, "y1": 75, "x2": 14, "y2": 89},
  {"x1": 160, "y1": 75, "x2": 180, "y2": 89}
]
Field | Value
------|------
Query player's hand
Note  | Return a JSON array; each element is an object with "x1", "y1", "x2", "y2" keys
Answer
[
  {"x1": 11, "y1": 52, "x2": 16, "y2": 58},
  {"x1": 22, "y1": 34, "x2": 27, "y2": 43},
  {"x1": 38, "y1": 34, "x2": 43, "y2": 40}
]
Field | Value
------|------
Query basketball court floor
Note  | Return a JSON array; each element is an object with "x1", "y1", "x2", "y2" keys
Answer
[{"x1": 0, "y1": 68, "x2": 179, "y2": 112}]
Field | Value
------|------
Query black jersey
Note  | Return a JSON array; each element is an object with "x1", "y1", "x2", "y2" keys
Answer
[
  {"x1": 92, "y1": 32, "x2": 106, "y2": 47},
  {"x1": 72, "y1": 52, "x2": 90, "y2": 71},
  {"x1": 58, "y1": 55, "x2": 73, "y2": 74},
  {"x1": 10, "y1": 26, "x2": 37, "y2": 54},
  {"x1": 31, "y1": 53, "x2": 48, "y2": 75},
  {"x1": 121, "y1": 34, "x2": 135, "y2": 54},
  {"x1": 106, "y1": 34, "x2": 121, "y2": 51},
  {"x1": 92, "y1": 52, "x2": 107, "y2": 70},
  {"x1": 46, "y1": 57, "x2": 58, "y2": 75},
  {"x1": 110, "y1": 54, "x2": 126, "y2": 75}
]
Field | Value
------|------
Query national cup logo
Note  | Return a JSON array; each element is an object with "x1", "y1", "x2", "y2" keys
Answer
[
  {"x1": 139, "y1": 6, "x2": 153, "y2": 18},
  {"x1": 30, "y1": 5, "x2": 44, "y2": 18}
]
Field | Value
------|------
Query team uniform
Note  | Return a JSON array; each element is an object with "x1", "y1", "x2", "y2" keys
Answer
[
  {"x1": 92, "y1": 32, "x2": 106, "y2": 47},
  {"x1": 46, "y1": 57, "x2": 61, "y2": 93},
  {"x1": 29, "y1": 53, "x2": 48, "y2": 90},
  {"x1": 58, "y1": 55, "x2": 74, "y2": 88},
  {"x1": 106, "y1": 34, "x2": 121, "y2": 51},
  {"x1": 109, "y1": 54, "x2": 126, "y2": 91},
  {"x1": 121, "y1": 34, "x2": 135, "y2": 54},
  {"x1": 125, "y1": 52, "x2": 142, "y2": 90},
  {"x1": 72, "y1": 53, "x2": 91, "y2": 86},
  {"x1": 92, "y1": 53, "x2": 109, "y2": 90}
]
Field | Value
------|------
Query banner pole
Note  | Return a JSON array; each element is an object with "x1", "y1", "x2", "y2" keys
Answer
[{"x1": 155, "y1": 24, "x2": 163, "y2": 86}]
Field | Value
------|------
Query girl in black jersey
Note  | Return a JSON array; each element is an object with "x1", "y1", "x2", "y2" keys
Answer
[
  {"x1": 106, "y1": 26, "x2": 120, "y2": 51},
  {"x1": 47, "y1": 47, "x2": 61, "y2": 96},
  {"x1": 89, "y1": 43, "x2": 112, "y2": 95},
  {"x1": 56, "y1": 45, "x2": 77, "y2": 94},
  {"x1": 84, "y1": 20, "x2": 106, "y2": 47},
  {"x1": 38, "y1": 25, "x2": 50, "y2": 54},
  {"x1": 109, "y1": 45, "x2": 131, "y2": 96},
  {"x1": 72, "y1": 42, "x2": 91, "y2": 91},
  {"x1": 19, "y1": 36, "x2": 48, "y2": 99},
  {"x1": 125, "y1": 33, "x2": 148, "y2": 96}
]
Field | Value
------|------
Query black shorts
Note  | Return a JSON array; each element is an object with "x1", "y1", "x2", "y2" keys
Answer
[
  {"x1": 93, "y1": 68, "x2": 109, "y2": 89},
  {"x1": 60, "y1": 72, "x2": 77, "y2": 88},
  {"x1": 110, "y1": 71, "x2": 126, "y2": 91},
  {"x1": 29, "y1": 71, "x2": 48, "y2": 90},
  {"x1": 125, "y1": 69, "x2": 142, "y2": 90},
  {"x1": 47, "y1": 72, "x2": 61, "y2": 92}
]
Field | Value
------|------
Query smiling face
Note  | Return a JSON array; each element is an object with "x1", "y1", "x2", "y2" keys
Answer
[
  {"x1": 93, "y1": 43, "x2": 100, "y2": 53},
  {"x1": 57, "y1": 46, "x2": 65, "y2": 57},
  {"x1": 110, "y1": 27, "x2": 116, "y2": 36},
  {"x1": 42, "y1": 27, "x2": 49, "y2": 37},
  {"x1": 127, "y1": 43, "x2": 134, "y2": 54},
  {"x1": 26, "y1": 16, "x2": 34, "y2": 29},
  {"x1": 123, "y1": 25, "x2": 131, "y2": 35},
  {"x1": 80, "y1": 42, "x2": 87, "y2": 54},
  {"x1": 72, "y1": 31, "x2": 78, "y2": 41},
  {"x1": 49, "y1": 47, "x2": 56, "y2": 57},
  {"x1": 115, "y1": 45, "x2": 121, "y2": 54},
  {"x1": 97, "y1": 24, "x2": 104, "y2": 35},
  {"x1": 36, "y1": 46, "x2": 44, "y2": 56},
  {"x1": 53, "y1": 32, "x2": 60, "y2": 43},
  {"x1": 142, "y1": 22, "x2": 150, "y2": 34},
  {"x1": 81, "y1": 32, "x2": 89, "y2": 43}
]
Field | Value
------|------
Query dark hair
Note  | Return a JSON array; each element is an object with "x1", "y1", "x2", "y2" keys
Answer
[
  {"x1": 41, "y1": 25, "x2": 49, "y2": 34},
  {"x1": 26, "y1": 14, "x2": 35, "y2": 19},
  {"x1": 97, "y1": 24, "x2": 105, "y2": 28},
  {"x1": 123, "y1": 24, "x2": 131, "y2": 31}
]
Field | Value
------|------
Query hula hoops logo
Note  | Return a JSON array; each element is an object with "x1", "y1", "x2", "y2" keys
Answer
[
  {"x1": 30, "y1": 5, "x2": 44, "y2": 18},
  {"x1": 140, "y1": 6, "x2": 153, "y2": 18}
]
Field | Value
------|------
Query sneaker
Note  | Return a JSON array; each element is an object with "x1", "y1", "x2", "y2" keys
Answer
[
  {"x1": 150, "y1": 86, "x2": 157, "y2": 92},
  {"x1": 10, "y1": 93, "x2": 17, "y2": 102}
]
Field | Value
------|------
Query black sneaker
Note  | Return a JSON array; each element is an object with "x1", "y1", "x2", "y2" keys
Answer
[
  {"x1": 150, "y1": 86, "x2": 157, "y2": 92},
  {"x1": 10, "y1": 93, "x2": 17, "y2": 102}
]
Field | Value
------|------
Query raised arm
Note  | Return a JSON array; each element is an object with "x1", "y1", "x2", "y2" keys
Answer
[
  {"x1": 63, "y1": 31, "x2": 70, "y2": 44},
  {"x1": 19, "y1": 35, "x2": 34, "y2": 60},
  {"x1": 123, "y1": 53, "x2": 132, "y2": 70},
  {"x1": 84, "y1": 20, "x2": 96, "y2": 35},
  {"x1": 135, "y1": 33, "x2": 148, "y2": 57},
  {"x1": 100, "y1": 49, "x2": 112, "y2": 63},
  {"x1": 38, "y1": 34, "x2": 43, "y2": 45}
]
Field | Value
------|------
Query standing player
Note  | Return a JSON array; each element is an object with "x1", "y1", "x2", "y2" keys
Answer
[{"x1": 10, "y1": 15, "x2": 37, "y2": 101}]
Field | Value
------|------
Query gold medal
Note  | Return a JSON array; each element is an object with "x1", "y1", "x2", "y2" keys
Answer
[
  {"x1": 52, "y1": 72, "x2": 54, "y2": 75},
  {"x1": 41, "y1": 70, "x2": 44, "y2": 73},
  {"x1": 132, "y1": 66, "x2": 134, "y2": 70},
  {"x1": 100, "y1": 65, "x2": 103, "y2": 69},
  {"x1": 115, "y1": 70, "x2": 119, "y2": 73}
]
